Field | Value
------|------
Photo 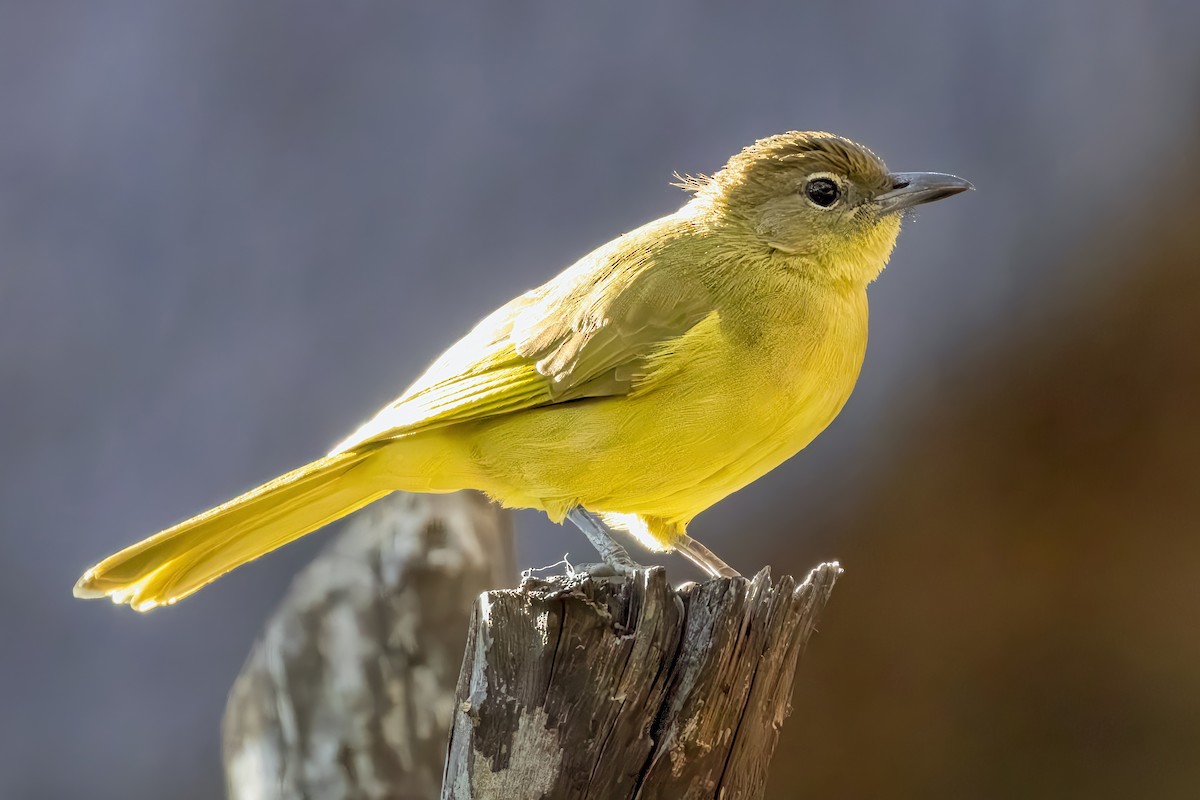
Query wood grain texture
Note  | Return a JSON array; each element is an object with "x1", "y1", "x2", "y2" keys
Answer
[
  {"x1": 222, "y1": 491, "x2": 514, "y2": 800},
  {"x1": 443, "y1": 563, "x2": 840, "y2": 799}
]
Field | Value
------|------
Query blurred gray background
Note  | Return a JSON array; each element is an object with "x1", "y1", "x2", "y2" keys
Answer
[{"x1": 2, "y1": 1, "x2": 1198, "y2": 798}]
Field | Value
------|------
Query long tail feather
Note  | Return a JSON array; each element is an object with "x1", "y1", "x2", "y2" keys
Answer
[{"x1": 73, "y1": 449, "x2": 390, "y2": 611}]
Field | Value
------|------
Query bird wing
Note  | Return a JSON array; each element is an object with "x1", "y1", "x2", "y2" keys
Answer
[{"x1": 331, "y1": 214, "x2": 711, "y2": 453}]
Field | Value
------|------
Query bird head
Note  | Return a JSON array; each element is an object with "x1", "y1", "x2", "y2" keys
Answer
[{"x1": 682, "y1": 131, "x2": 971, "y2": 287}]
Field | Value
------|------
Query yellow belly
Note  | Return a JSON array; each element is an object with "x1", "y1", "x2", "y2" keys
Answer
[{"x1": 452, "y1": 288, "x2": 869, "y2": 541}]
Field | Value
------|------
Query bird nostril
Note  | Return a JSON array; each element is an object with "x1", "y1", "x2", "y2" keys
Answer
[{"x1": 891, "y1": 179, "x2": 910, "y2": 191}]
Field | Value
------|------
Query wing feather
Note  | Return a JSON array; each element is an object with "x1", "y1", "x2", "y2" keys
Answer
[{"x1": 331, "y1": 213, "x2": 711, "y2": 453}]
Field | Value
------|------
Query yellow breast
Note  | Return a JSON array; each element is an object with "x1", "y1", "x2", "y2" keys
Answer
[{"x1": 464, "y1": 281, "x2": 869, "y2": 529}]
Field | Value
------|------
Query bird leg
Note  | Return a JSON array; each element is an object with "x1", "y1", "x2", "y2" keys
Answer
[
  {"x1": 565, "y1": 507, "x2": 643, "y2": 576},
  {"x1": 674, "y1": 533, "x2": 741, "y2": 579}
]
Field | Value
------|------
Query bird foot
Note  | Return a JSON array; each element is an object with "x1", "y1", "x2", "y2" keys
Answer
[
  {"x1": 571, "y1": 560, "x2": 643, "y2": 580},
  {"x1": 518, "y1": 553, "x2": 644, "y2": 592}
]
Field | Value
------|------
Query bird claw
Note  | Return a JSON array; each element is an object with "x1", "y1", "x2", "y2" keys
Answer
[
  {"x1": 518, "y1": 554, "x2": 644, "y2": 592},
  {"x1": 571, "y1": 560, "x2": 642, "y2": 580}
]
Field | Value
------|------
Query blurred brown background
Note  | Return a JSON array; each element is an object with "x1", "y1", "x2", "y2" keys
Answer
[{"x1": 2, "y1": 1, "x2": 1198, "y2": 798}]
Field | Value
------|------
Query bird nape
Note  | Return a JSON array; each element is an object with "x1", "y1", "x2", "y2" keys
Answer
[{"x1": 74, "y1": 131, "x2": 970, "y2": 611}]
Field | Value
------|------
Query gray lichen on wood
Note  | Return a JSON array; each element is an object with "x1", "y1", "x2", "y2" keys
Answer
[
  {"x1": 223, "y1": 491, "x2": 514, "y2": 800},
  {"x1": 442, "y1": 563, "x2": 841, "y2": 799}
]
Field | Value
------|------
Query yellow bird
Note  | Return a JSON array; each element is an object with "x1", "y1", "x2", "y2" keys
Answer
[{"x1": 74, "y1": 131, "x2": 970, "y2": 611}]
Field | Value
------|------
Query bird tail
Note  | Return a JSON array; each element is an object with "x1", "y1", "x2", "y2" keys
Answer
[{"x1": 73, "y1": 449, "x2": 391, "y2": 611}]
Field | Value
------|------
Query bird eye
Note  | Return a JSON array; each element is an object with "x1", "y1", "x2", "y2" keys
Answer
[{"x1": 804, "y1": 177, "x2": 841, "y2": 208}]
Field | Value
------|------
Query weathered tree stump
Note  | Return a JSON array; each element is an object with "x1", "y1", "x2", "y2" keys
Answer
[
  {"x1": 222, "y1": 491, "x2": 515, "y2": 800},
  {"x1": 443, "y1": 563, "x2": 841, "y2": 799}
]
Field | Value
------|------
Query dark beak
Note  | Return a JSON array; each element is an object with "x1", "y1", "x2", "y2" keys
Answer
[{"x1": 875, "y1": 172, "x2": 973, "y2": 214}]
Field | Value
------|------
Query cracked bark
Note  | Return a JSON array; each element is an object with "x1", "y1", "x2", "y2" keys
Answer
[
  {"x1": 222, "y1": 491, "x2": 515, "y2": 800},
  {"x1": 442, "y1": 563, "x2": 841, "y2": 799}
]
